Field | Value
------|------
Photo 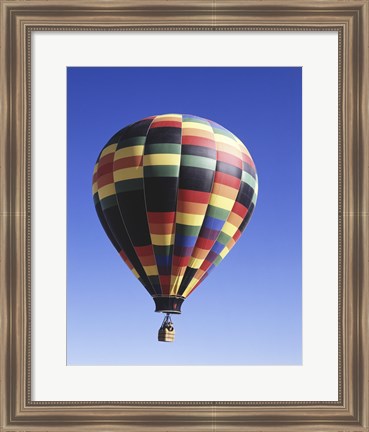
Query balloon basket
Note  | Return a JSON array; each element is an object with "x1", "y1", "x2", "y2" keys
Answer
[{"x1": 158, "y1": 314, "x2": 175, "y2": 342}]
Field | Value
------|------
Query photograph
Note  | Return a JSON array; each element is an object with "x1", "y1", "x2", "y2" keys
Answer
[{"x1": 67, "y1": 66, "x2": 302, "y2": 365}]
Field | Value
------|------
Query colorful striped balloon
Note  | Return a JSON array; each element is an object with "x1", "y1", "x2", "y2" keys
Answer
[{"x1": 93, "y1": 114, "x2": 258, "y2": 315}]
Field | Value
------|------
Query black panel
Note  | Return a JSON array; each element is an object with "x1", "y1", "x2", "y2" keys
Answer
[
  {"x1": 177, "y1": 267, "x2": 198, "y2": 296},
  {"x1": 102, "y1": 205, "x2": 155, "y2": 295},
  {"x1": 216, "y1": 161, "x2": 242, "y2": 179},
  {"x1": 239, "y1": 202, "x2": 255, "y2": 232},
  {"x1": 144, "y1": 177, "x2": 179, "y2": 212},
  {"x1": 178, "y1": 166, "x2": 215, "y2": 193},
  {"x1": 236, "y1": 183, "x2": 255, "y2": 208},
  {"x1": 145, "y1": 126, "x2": 181, "y2": 144},
  {"x1": 116, "y1": 190, "x2": 152, "y2": 247},
  {"x1": 181, "y1": 144, "x2": 217, "y2": 159},
  {"x1": 118, "y1": 118, "x2": 155, "y2": 141}
]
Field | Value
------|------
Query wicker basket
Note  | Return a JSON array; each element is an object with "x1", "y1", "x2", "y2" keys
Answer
[{"x1": 158, "y1": 326, "x2": 175, "y2": 342}]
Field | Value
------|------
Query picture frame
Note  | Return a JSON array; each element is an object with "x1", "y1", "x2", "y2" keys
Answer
[{"x1": 1, "y1": 0, "x2": 368, "y2": 430}]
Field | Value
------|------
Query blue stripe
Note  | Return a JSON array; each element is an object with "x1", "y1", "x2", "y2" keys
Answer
[
  {"x1": 155, "y1": 255, "x2": 172, "y2": 267},
  {"x1": 211, "y1": 241, "x2": 224, "y2": 254},
  {"x1": 174, "y1": 234, "x2": 197, "y2": 248},
  {"x1": 203, "y1": 216, "x2": 224, "y2": 231}
]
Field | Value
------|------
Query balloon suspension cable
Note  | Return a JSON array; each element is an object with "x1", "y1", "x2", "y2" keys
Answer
[
  {"x1": 161, "y1": 313, "x2": 173, "y2": 330},
  {"x1": 158, "y1": 313, "x2": 175, "y2": 342}
]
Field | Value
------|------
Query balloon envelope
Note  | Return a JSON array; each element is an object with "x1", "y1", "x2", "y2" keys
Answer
[{"x1": 92, "y1": 114, "x2": 258, "y2": 314}]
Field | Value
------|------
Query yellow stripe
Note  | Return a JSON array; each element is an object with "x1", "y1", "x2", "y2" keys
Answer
[
  {"x1": 175, "y1": 212, "x2": 204, "y2": 226},
  {"x1": 209, "y1": 194, "x2": 235, "y2": 211},
  {"x1": 182, "y1": 278, "x2": 199, "y2": 297},
  {"x1": 114, "y1": 167, "x2": 143, "y2": 181},
  {"x1": 219, "y1": 141, "x2": 243, "y2": 159},
  {"x1": 93, "y1": 164, "x2": 98, "y2": 174},
  {"x1": 114, "y1": 145, "x2": 144, "y2": 160},
  {"x1": 143, "y1": 265, "x2": 158, "y2": 276},
  {"x1": 143, "y1": 154, "x2": 180, "y2": 166},
  {"x1": 238, "y1": 143, "x2": 249, "y2": 157},
  {"x1": 182, "y1": 121, "x2": 212, "y2": 132},
  {"x1": 182, "y1": 266, "x2": 207, "y2": 297},
  {"x1": 214, "y1": 133, "x2": 239, "y2": 149},
  {"x1": 100, "y1": 143, "x2": 117, "y2": 159},
  {"x1": 154, "y1": 114, "x2": 182, "y2": 121},
  {"x1": 92, "y1": 182, "x2": 98, "y2": 194},
  {"x1": 182, "y1": 128, "x2": 214, "y2": 141},
  {"x1": 188, "y1": 257, "x2": 204, "y2": 269},
  {"x1": 212, "y1": 242, "x2": 234, "y2": 267},
  {"x1": 219, "y1": 246, "x2": 229, "y2": 259},
  {"x1": 150, "y1": 233, "x2": 174, "y2": 246},
  {"x1": 132, "y1": 269, "x2": 140, "y2": 278},
  {"x1": 221, "y1": 221, "x2": 238, "y2": 238},
  {"x1": 170, "y1": 274, "x2": 185, "y2": 295},
  {"x1": 234, "y1": 136, "x2": 250, "y2": 157},
  {"x1": 98, "y1": 183, "x2": 116, "y2": 200}
]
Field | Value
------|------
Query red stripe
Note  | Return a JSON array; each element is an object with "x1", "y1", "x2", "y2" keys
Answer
[
  {"x1": 232, "y1": 202, "x2": 247, "y2": 218},
  {"x1": 243, "y1": 153, "x2": 255, "y2": 169},
  {"x1": 119, "y1": 250, "x2": 133, "y2": 269},
  {"x1": 159, "y1": 275, "x2": 171, "y2": 295},
  {"x1": 172, "y1": 255, "x2": 190, "y2": 268},
  {"x1": 200, "y1": 260, "x2": 212, "y2": 272},
  {"x1": 195, "y1": 237, "x2": 215, "y2": 250},
  {"x1": 147, "y1": 212, "x2": 176, "y2": 224},
  {"x1": 160, "y1": 275, "x2": 171, "y2": 285},
  {"x1": 213, "y1": 171, "x2": 241, "y2": 189},
  {"x1": 98, "y1": 153, "x2": 114, "y2": 166},
  {"x1": 135, "y1": 245, "x2": 155, "y2": 256},
  {"x1": 97, "y1": 173, "x2": 114, "y2": 188},
  {"x1": 233, "y1": 230, "x2": 242, "y2": 242},
  {"x1": 217, "y1": 150, "x2": 242, "y2": 168},
  {"x1": 139, "y1": 255, "x2": 157, "y2": 266},
  {"x1": 97, "y1": 161, "x2": 113, "y2": 177},
  {"x1": 114, "y1": 155, "x2": 142, "y2": 169},
  {"x1": 149, "y1": 223, "x2": 174, "y2": 235},
  {"x1": 182, "y1": 136, "x2": 215, "y2": 148},
  {"x1": 178, "y1": 189, "x2": 210, "y2": 204},
  {"x1": 150, "y1": 121, "x2": 182, "y2": 128}
]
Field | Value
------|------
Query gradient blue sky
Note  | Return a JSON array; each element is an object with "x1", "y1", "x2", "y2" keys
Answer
[{"x1": 67, "y1": 67, "x2": 302, "y2": 365}]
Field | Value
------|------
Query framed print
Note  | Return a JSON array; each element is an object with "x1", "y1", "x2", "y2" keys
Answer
[{"x1": 1, "y1": 0, "x2": 368, "y2": 430}]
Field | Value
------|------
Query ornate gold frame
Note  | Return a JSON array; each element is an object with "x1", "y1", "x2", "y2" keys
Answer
[{"x1": 1, "y1": 0, "x2": 368, "y2": 430}]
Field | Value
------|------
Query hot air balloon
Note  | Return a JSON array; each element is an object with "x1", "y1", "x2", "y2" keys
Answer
[{"x1": 92, "y1": 114, "x2": 258, "y2": 342}]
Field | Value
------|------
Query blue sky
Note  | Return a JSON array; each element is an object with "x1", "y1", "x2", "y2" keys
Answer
[{"x1": 67, "y1": 67, "x2": 302, "y2": 365}]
